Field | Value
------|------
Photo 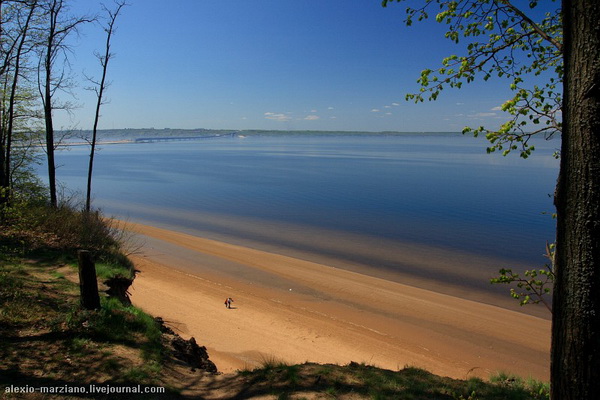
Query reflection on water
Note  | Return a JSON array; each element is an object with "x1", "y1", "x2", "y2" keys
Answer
[{"x1": 47, "y1": 133, "x2": 559, "y2": 306}]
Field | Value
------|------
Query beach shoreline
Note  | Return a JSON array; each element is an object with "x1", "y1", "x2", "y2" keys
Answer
[{"x1": 125, "y1": 221, "x2": 551, "y2": 381}]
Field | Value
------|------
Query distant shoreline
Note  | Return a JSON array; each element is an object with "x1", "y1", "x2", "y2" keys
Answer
[
  {"x1": 54, "y1": 131, "x2": 469, "y2": 147},
  {"x1": 67, "y1": 128, "x2": 465, "y2": 136},
  {"x1": 61, "y1": 139, "x2": 135, "y2": 147},
  {"x1": 57, "y1": 129, "x2": 561, "y2": 144}
]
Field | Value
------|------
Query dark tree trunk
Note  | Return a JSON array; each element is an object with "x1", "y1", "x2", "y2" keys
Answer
[
  {"x1": 40, "y1": 0, "x2": 90, "y2": 208},
  {"x1": 552, "y1": 1, "x2": 600, "y2": 399},
  {"x1": 42, "y1": 0, "x2": 61, "y2": 209},
  {"x1": 44, "y1": 41, "x2": 57, "y2": 208},
  {"x1": 0, "y1": 139, "x2": 6, "y2": 207},
  {"x1": 44, "y1": 92, "x2": 57, "y2": 207}
]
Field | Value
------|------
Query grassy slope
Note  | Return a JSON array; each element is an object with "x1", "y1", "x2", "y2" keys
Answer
[{"x1": 0, "y1": 254, "x2": 177, "y2": 399}]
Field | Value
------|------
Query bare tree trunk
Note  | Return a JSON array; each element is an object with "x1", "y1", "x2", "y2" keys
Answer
[
  {"x1": 38, "y1": 0, "x2": 92, "y2": 208},
  {"x1": 552, "y1": 1, "x2": 600, "y2": 398},
  {"x1": 1, "y1": 1, "x2": 13, "y2": 206},
  {"x1": 0, "y1": 115, "x2": 6, "y2": 207},
  {"x1": 42, "y1": 0, "x2": 59, "y2": 208},
  {"x1": 0, "y1": 2, "x2": 5, "y2": 207},
  {"x1": 43, "y1": 86, "x2": 57, "y2": 206},
  {"x1": 4, "y1": 0, "x2": 37, "y2": 203},
  {"x1": 86, "y1": 1, "x2": 125, "y2": 212}
]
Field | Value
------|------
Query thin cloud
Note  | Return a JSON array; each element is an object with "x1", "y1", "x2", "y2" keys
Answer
[
  {"x1": 491, "y1": 106, "x2": 502, "y2": 111},
  {"x1": 264, "y1": 112, "x2": 292, "y2": 122},
  {"x1": 392, "y1": 102, "x2": 400, "y2": 106},
  {"x1": 371, "y1": 108, "x2": 380, "y2": 112},
  {"x1": 304, "y1": 115, "x2": 320, "y2": 120},
  {"x1": 469, "y1": 112, "x2": 497, "y2": 118}
]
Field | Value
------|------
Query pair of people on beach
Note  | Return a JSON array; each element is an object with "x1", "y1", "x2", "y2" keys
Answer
[{"x1": 224, "y1": 297, "x2": 234, "y2": 309}]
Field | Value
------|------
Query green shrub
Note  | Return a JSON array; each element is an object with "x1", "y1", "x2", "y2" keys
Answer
[{"x1": 2, "y1": 195, "x2": 133, "y2": 272}]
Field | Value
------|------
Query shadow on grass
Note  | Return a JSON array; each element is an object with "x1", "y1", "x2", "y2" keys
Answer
[{"x1": 198, "y1": 362, "x2": 548, "y2": 400}]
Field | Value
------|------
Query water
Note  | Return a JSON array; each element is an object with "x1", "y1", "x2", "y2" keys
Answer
[{"x1": 44, "y1": 133, "x2": 560, "y2": 305}]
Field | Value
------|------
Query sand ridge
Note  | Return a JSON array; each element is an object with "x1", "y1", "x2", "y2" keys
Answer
[{"x1": 125, "y1": 221, "x2": 550, "y2": 380}]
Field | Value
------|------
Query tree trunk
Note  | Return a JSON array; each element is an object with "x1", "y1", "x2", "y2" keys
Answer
[
  {"x1": 44, "y1": 99, "x2": 57, "y2": 207},
  {"x1": 0, "y1": 139, "x2": 6, "y2": 207},
  {"x1": 44, "y1": 53, "x2": 57, "y2": 208},
  {"x1": 552, "y1": 1, "x2": 600, "y2": 399},
  {"x1": 4, "y1": 0, "x2": 37, "y2": 205},
  {"x1": 43, "y1": 0, "x2": 59, "y2": 208},
  {"x1": 86, "y1": 1, "x2": 125, "y2": 212}
]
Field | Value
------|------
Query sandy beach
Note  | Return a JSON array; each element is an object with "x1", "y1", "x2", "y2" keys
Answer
[{"x1": 125, "y1": 221, "x2": 551, "y2": 381}]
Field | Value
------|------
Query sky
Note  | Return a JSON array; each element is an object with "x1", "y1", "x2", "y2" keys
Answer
[{"x1": 56, "y1": 0, "x2": 552, "y2": 132}]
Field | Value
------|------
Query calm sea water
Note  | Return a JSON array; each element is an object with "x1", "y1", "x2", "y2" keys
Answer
[{"x1": 44, "y1": 133, "x2": 559, "y2": 299}]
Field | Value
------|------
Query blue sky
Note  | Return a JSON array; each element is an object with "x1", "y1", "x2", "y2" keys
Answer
[{"x1": 58, "y1": 0, "x2": 542, "y2": 132}]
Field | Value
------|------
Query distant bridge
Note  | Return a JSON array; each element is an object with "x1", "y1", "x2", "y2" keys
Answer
[{"x1": 134, "y1": 132, "x2": 237, "y2": 143}]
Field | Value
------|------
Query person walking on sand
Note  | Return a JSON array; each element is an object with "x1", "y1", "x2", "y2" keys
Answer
[{"x1": 224, "y1": 297, "x2": 233, "y2": 309}]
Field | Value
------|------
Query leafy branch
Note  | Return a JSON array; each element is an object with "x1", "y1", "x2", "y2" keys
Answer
[
  {"x1": 490, "y1": 241, "x2": 555, "y2": 313},
  {"x1": 382, "y1": 0, "x2": 562, "y2": 157}
]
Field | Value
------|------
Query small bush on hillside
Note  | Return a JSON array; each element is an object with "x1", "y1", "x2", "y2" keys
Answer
[{"x1": 1, "y1": 192, "x2": 133, "y2": 272}]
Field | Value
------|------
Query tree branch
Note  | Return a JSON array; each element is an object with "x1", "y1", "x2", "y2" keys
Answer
[{"x1": 496, "y1": 0, "x2": 563, "y2": 52}]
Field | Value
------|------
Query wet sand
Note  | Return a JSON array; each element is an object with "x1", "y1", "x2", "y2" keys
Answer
[{"x1": 125, "y1": 221, "x2": 550, "y2": 381}]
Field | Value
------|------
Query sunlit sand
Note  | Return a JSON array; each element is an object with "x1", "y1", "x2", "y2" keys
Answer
[{"x1": 126, "y1": 221, "x2": 550, "y2": 381}]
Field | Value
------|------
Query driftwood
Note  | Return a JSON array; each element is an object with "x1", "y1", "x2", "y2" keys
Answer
[
  {"x1": 155, "y1": 317, "x2": 174, "y2": 334},
  {"x1": 104, "y1": 275, "x2": 133, "y2": 305}
]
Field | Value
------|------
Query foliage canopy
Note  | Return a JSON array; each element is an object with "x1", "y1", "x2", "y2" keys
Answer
[{"x1": 382, "y1": 0, "x2": 562, "y2": 158}]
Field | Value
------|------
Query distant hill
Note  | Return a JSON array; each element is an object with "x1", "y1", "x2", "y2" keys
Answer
[{"x1": 64, "y1": 128, "x2": 463, "y2": 141}]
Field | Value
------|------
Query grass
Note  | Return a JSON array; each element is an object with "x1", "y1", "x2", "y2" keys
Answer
[
  {"x1": 66, "y1": 296, "x2": 164, "y2": 363},
  {"x1": 0, "y1": 256, "x2": 168, "y2": 393},
  {"x1": 95, "y1": 261, "x2": 134, "y2": 280},
  {"x1": 230, "y1": 360, "x2": 550, "y2": 400},
  {"x1": 489, "y1": 371, "x2": 551, "y2": 400}
]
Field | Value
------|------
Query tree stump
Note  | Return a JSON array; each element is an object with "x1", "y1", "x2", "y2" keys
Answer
[
  {"x1": 104, "y1": 275, "x2": 133, "y2": 305},
  {"x1": 78, "y1": 250, "x2": 100, "y2": 310}
]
